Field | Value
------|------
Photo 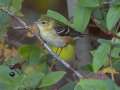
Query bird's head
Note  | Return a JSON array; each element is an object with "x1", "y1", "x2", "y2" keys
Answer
[{"x1": 36, "y1": 16, "x2": 55, "y2": 31}]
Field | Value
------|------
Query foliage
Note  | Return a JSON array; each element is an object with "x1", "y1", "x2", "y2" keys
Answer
[
  {"x1": 92, "y1": 43, "x2": 110, "y2": 72},
  {"x1": 74, "y1": 79, "x2": 120, "y2": 90},
  {"x1": 106, "y1": 6, "x2": 120, "y2": 31},
  {"x1": 0, "y1": 0, "x2": 120, "y2": 90},
  {"x1": 52, "y1": 44, "x2": 75, "y2": 61}
]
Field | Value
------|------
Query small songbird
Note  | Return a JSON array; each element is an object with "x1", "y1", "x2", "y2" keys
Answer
[{"x1": 34, "y1": 16, "x2": 86, "y2": 47}]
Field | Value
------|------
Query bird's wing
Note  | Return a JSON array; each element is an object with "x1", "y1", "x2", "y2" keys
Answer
[
  {"x1": 54, "y1": 25, "x2": 70, "y2": 36},
  {"x1": 54, "y1": 25, "x2": 88, "y2": 37}
]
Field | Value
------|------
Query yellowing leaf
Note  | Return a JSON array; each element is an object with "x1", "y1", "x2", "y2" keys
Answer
[
  {"x1": 101, "y1": 67, "x2": 119, "y2": 75},
  {"x1": 52, "y1": 44, "x2": 75, "y2": 61}
]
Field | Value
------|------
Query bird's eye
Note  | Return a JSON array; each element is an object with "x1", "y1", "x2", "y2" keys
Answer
[{"x1": 41, "y1": 21, "x2": 47, "y2": 24}]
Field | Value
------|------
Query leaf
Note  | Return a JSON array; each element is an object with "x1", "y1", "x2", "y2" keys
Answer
[
  {"x1": 60, "y1": 81, "x2": 76, "y2": 90},
  {"x1": 78, "y1": 0, "x2": 101, "y2": 7},
  {"x1": 0, "y1": 65, "x2": 25, "y2": 90},
  {"x1": 101, "y1": 67, "x2": 119, "y2": 75},
  {"x1": 111, "y1": 47, "x2": 120, "y2": 58},
  {"x1": 106, "y1": 6, "x2": 120, "y2": 31},
  {"x1": 92, "y1": 44, "x2": 110, "y2": 72},
  {"x1": 0, "y1": 0, "x2": 12, "y2": 25},
  {"x1": 18, "y1": 45, "x2": 44, "y2": 64},
  {"x1": 0, "y1": 10, "x2": 10, "y2": 27},
  {"x1": 113, "y1": 62, "x2": 120, "y2": 71},
  {"x1": 0, "y1": 0, "x2": 11, "y2": 6},
  {"x1": 115, "y1": 85, "x2": 120, "y2": 90},
  {"x1": 10, "y1": 0, "x2": 23, "y2": 13},
  {"x1": 0, "y1": 65, "x2": 44, "y2": 89},
  {"x1": 0, "y1": 10, "x2": 9, "y2": 39},
  {"x1": 21, "y1": 67, "x2": 44, "y2": 88},
  {"x1": 40, "y1": 71, "x2": 66, "y2": 87},
  {"x1": 98, "y1": 39, "x2": 111, "y2": 44},
  {"x1": 73, "y1": 6, "x2": 92, "y2": 32},
  {"x1": 47, "y1": 7, "x2": 92, "y2": 32},
  {"x1": 52, "y1": 44, "x2": 75, "y2": 61},
  {"x1": 47, "y1": 10, "x2": 70, "y2": 26},
  {"x1": 112, "y1": 0, "x2": 120, "y2": 6},
  {"x1": 0, "y1": 65, "x2": 13, "y2": 85},
  {"x1": 74, "y1": 79, "x2": 117, "y2": 90},
  {"x1": 112, "y1": 33, "x2": 120, "y2": 46},
  {"x1": 93, "y1": 9, "x2": 107, "y2": 29},
  {"x1": 0, "y1": 26, "x2": 8, "y2": 39}
]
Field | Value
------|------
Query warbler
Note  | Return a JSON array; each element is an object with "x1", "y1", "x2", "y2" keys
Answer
[{"x1": 34, "y1": 16, "x2": 86, "y2": 48}]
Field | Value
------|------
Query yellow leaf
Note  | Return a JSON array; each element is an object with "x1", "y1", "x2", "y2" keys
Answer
[
  {"x1": 101, "y1": 67, "x2": 119, "y2": 75},
  {"x1": 51, "y1": 44, "x2": 75, "y2": 61}
]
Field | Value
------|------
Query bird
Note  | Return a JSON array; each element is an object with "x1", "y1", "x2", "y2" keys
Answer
[{"x1": 34, "y1": 16, "x2": 87, "y2": 48}]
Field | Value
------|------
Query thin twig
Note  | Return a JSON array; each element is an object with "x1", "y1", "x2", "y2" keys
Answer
[
  {"x1": 0, "y1": 7, "x2": 83, "y2": 79},
  {"x1": 108, "y1": 20, "x2": 120, "y2": 80},
  {"x1": 92, "y1": 17, "x2": 120, "y2": 39},
  {"x1": 106, "y1": 15, "x2": 120, "y2": 81},
  {"x1": 108, "y1": 45, "x2": 114, "y2": 80}
]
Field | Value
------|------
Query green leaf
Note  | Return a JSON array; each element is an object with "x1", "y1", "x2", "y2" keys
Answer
[
  {"x1": 115, "y1": 85, "x2": 120, "y2": 90},
  {"x1": 0, "y1": 65, "x2": 25, "y2": 90},
  {"x1": 93, "y1": 9, "x2": 107, "y2": 29},
  {"x1": 111, "y1": 47, "x2": 120, "y2": 58},
  {"x1": 47, "y1": 10, "x2": 70, "y2": 26},
  {"x1": 0, "y1": 65, "x2": 13, "y2": 85},
  {"x1": 0, "y1": 62, "x2": 45, "y2": 90},
  {"x1": 73, "y1": 6, "x2": 92, "y2": 32},
  {"x1": 0, "y1": 12, "x2": 10, "y2": 39},
  {"x1": 0, "y1": 0, "x2": 11, "y2": 39},
  {"x1": 0, "y1": 0, "x2": 11, "y2": 6},
  {"x1": 21, "y1": 68, "x2": 44, "y2": 88},
  {"x1": 78, "y1": 0, "x2": 101, "y2": 7},
  {"x1": 18, "y1": 45, "x2": 32, "y2": 59},
  {"x1": 112, "y1": 0, "x2": 120, "y2": 6},
  {"x1": 106, "y1": 6, "x2": 120, "y2": 31},
  {"x1": 60, "y1": 81, "x2": 76, "y2": 90},
  {"x1": 0, "y1": 3, "x2": 10, "y2": 26},
  {"x1": 92, "y1": 43, "x2": 110, "y2": 72},
  {"x1": 0, "y1": 26, "x2": 8, "y2": 39},
  {"x1": 74, "y1": 79, "x2": 117, "y2": 90},
  {"x1": 18, "y1": 45, "x2": 44, "y2": 64},
  {"x1": 112, "y1": 33, "x2": 120, "y2": 46},
  {"x1": 98, "y1": 39, "x2": 111, "y2": 44},
  {"x1": 113, "y1": 62, "x2": 120, "y2": 71},
  {"x1": 40, "y1": 71, "x2": 66, "y2": 87},
  {"x1": 10, "y1": 0, "x2": 23, "y2": 12}
]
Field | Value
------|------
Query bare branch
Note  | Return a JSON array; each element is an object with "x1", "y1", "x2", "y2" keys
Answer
[{"x1": 35, "y1": 23, "x2": 83, "y2": 78}]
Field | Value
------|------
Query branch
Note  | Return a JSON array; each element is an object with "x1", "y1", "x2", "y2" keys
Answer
[
  {"x1": 92, "y1": 16, "x2": 120, "y2": 39},
  {"x1": 0, "y1": 7, "x2": 29, "y2": 29},
  {"x1": 35, "y1": 23, "x2": 83, "y2": 78},
  {"x1": 0, "y1": 7, "x2": 83, "y2": 79}
]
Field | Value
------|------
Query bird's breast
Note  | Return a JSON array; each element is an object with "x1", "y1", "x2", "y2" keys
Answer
[{"x1": 40, "y1": 30, "x2": 66, "y2": 47}]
